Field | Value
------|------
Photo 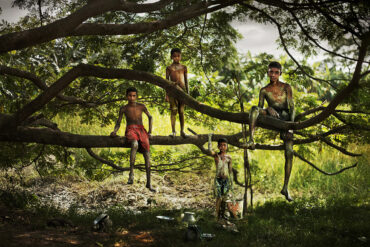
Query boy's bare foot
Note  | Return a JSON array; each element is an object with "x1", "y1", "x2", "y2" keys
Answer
[
  {"x1": 127, "y1": 173, "x2": 134, "y2": 184},
  {"x1": 180, "y1": 131, "x2": 188, "y2": 138},
  {"x1": 169, "y1": 132, "x2": 176, "y2": 137},
  {"x1": 146, "y1": 184, "x2": 156, "y2": 192},
  {"x1": 281, "y1": 189, "x2": 293, "y2": 202}
]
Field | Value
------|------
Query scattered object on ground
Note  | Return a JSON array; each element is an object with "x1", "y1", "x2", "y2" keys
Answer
[
  {"x1": 156, "y1": 215, "x2": 175, "y2": 221},
  {"x1": 227, "y1": 199, "x2": 243, "y2": 219},
  {"x1": 358, "y1": 236, "x2": 367, "y2": 243},
  {"x1": 217, "y1": 219, "x2": 239, "y2": 233},
  {"x1": 201, "y1": 233, "x2": 216, "y2": 241},
  {"x1": 182, "y1": 212, "x2": 196, "y2": 224},
  {"x1": 93, "y1": 213, "x2": 112, "y2": 232},
  {"x1": 47, "y1": 218, "x2": 74, "y2": 228},
  {"x1": 184, "y1": 225, "x2": 215, "y2": 242}
]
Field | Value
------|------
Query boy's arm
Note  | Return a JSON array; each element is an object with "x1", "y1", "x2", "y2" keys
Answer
[
  {"x1": 110, "y1": 106, "x2": 125, "y2": 136},
  {"x1": 286, "y1": 84, "x2": 295, "y2": 122},
  {"x1": 257, "y1": 89, "x2": 265, "y2": 108},
  {"x1": 143, "y1": 105, "x2": 153, "y2": 136},
  {"x1": 165, "y1": 67, "x2": 170, "y2": 101},
  {"x1": 166, "y1": 66, "x2": 171, "y2": 80},
  {"x1": 184, "y1": 65, "x2": 189, "y2": 94},
  {"x1": 228, "y1": 156, "x2": 233, "y2": 188},
  {"x1": 206, "y1": 133, "x2": 217, "y2": 157}
]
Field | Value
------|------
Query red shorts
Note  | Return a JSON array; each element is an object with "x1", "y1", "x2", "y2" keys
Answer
[{"x1": 125, "y1": 125, "x2": 150, "y2": 153}]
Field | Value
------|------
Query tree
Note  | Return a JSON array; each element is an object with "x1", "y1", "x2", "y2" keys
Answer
[{"x1": 0, "y1": 0, "x2": 368, "y2": 178}]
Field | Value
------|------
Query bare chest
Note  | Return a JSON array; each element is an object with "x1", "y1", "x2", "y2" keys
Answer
[
  {"x1": 124, "y1": 105, "x2": 143, "y2": 120},
  {"x1": 265, "y1": 86, "x2": 287, "y2": 103}
]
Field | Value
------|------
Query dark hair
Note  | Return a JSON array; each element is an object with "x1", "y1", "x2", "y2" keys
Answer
[
  {"x1": 268, "y1": 61, "x2": 282, "y2": 71},
  {"x1": 170, "y1": 48, "x2": 181, "y2": 56},
  {"x1": 217, "y1": 138, "x2": 228, "y2": 146},
  {"x1": 126, "y1": 87, "x2": 138, "y2": 96}
]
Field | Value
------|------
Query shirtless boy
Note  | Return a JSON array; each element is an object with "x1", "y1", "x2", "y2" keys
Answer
[
  {"x1": 165, "y1": 48, "x2": 188, "y2": 137},
  {"x1": 207, "y1": 136, "x2": 233, "y2": 220},
  {"x1": 247, "y1": 61, "x2": 295, "y2": 201},
  {"x1": 110, "y1": 87, "x2": 155, "y2": 192}
]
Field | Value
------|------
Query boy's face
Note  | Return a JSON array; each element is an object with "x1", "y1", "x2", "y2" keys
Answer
[
  {"x1": 171, "y1": 52, "x2": 181, "y2": 63},
  {"x1": 127, "y1": 91, "x2": 137, "y2": 103},
  {"x1": 267, "y1": 67, "x2": 281, "y2": 83},
  {"x1": 218, "y1": 142, "x2": 228, "y2": 152}
]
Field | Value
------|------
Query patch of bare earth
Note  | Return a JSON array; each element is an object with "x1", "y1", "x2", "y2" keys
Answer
[{"x1": 0, "y1": 171, "x2": 226, "y2": 246}]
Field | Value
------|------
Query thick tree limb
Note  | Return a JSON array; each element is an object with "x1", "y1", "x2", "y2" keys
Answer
[
  {"x1": 0, "y1": 65, "x2": 91, "y2": 106},
  {"x1": 294, "y1": 151, "x2": 358, "y2": 175},
  {"x1": 0, "y1": 125, "x2": 242, "y2": 148},
  {"x1": 69, "y1": 2, "x2": 229, "y2": 36},
  {"x1": 0, "y1": 0, "x2": 236, "y2": 53}
]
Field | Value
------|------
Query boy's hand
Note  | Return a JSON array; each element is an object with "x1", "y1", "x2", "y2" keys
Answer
[
  {"x1": 110, "y1": 132, "x2": 117, "y2": 137},
  {"x1": 267, "y1": 107, "x2": 280, "y2": 118}
]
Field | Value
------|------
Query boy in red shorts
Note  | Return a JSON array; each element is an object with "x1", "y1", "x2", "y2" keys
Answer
[{"x1": 110, "y1": 87, "x2": 155, "y2": 192}]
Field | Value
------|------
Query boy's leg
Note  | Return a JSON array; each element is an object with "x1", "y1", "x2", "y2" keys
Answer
[
  {"x1": 169, "y1": 97, "x2": 177, "y2": 136},
  {"x1": 245, "y1": 106, "x2": 265, "y2": 149},
  {"x1": 215, "y1": 198, "x2": 222, "y2": 220},
  {"x1": 127, "y1": 140, "x2": 138, "y2": 184},
  {"x1": 220, "y1": 199, "x2": 226, "y2": 219},
  {"x1": 281, "y1": 131, "x2": 294, "y2": 202},
  {"x1": 178, "y1": 103, "x2": 187, "y2": 137},
  {"x1": 143, "y1": 151, "x2": 156, "y2": 192}
]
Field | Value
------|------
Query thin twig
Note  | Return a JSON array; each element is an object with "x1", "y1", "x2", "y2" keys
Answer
[{"x1": 294, "y1": 151, "x2": 357, "y2": 175}]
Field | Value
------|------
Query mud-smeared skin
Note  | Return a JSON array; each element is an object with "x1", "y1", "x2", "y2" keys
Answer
[{"x1": 248, "y1": 67, "x2": 295, "y2": 202}]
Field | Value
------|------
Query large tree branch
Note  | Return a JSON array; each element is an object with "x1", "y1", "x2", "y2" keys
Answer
[
  {"x1": 0, "y1": 65, "x2": 93, "y2": 106},
  {"x1": 0, "y1": 0, "x2": 113, "y2": 53},
  {"x1": 3, "y1": 59, "x2": 367, "y2": 133},
  {"x1": 69, "y1": 1, "x2": 229, "y2": 36},
  {"x1": 0, "y1": 0, "x2": 234, "y2": 53},
  {"x1": 0, "y1": 125, "x2": 283, "y2": 152}
]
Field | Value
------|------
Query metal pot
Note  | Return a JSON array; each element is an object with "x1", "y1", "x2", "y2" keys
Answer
[{"x1": 182, "y1": 212, "x2": 196, "y2": 224}]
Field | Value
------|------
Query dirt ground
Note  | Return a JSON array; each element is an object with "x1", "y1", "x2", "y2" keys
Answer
[{"x1": 0, "y1": 171, "x2": 236, "y2": 246}]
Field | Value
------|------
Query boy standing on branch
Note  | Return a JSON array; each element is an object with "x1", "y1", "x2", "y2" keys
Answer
[
  {"x1": 165, "y1": 48, "x2": 189, "y2": 138},
  {"x1": 110, "y1": 87, "x2": 156, "y2": 192},
  {"x1": 247, "y1": 61, "x2": 295, "y2": 201}
]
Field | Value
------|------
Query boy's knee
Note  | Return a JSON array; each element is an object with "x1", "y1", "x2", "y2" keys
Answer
[
  {"x1": 171, "y1": 108, "x2": 178, "y2": 115},
  {"x1": 251, "y1": 106, "x2": 259, "y2": 112},
  {"x1": 131, "y1": 140, "x2": 139, "y2": 150}
]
